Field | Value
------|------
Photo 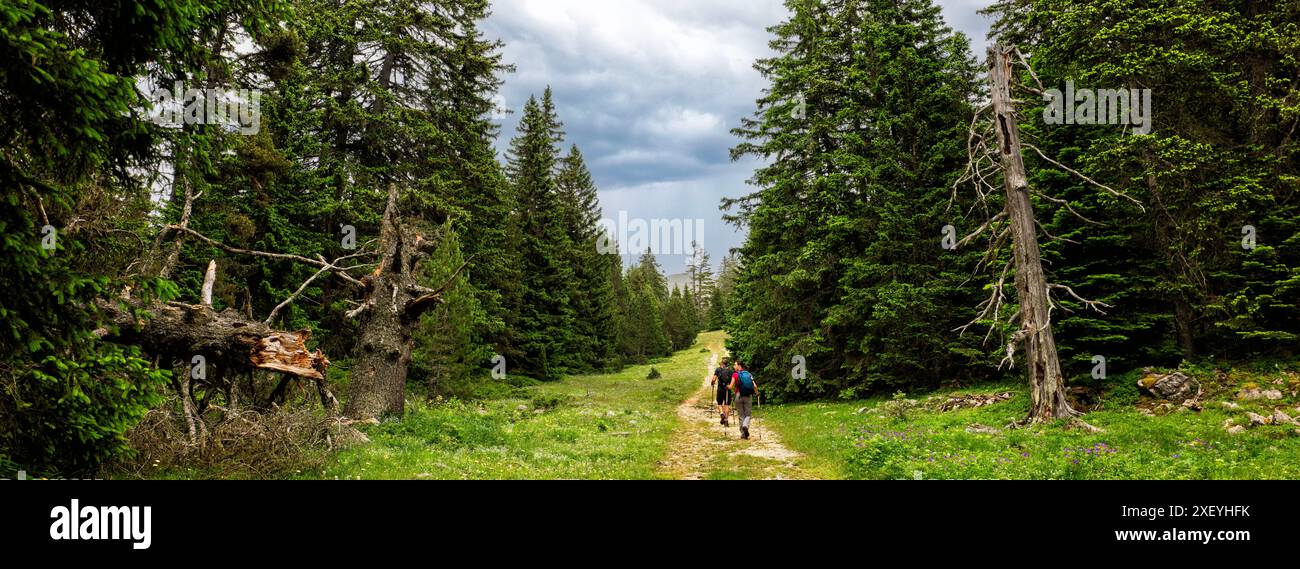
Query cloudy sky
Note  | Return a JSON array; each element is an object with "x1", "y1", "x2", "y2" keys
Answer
[{"x1": 483, "y1": 0, "x2": 995, "y2": 273}]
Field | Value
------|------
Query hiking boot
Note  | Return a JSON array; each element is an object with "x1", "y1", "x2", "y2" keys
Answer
[
  {"x1": 722, "y1": 415, "x2": 729, "y2": 427},
  {"x1": 741, "y1": 427, "x2": 749, "y2": 439}
]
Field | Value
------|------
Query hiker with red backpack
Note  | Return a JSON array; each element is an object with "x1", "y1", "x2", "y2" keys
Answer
[{"x1": 728, "y1": 360, "x2": 759, "y2": 440}]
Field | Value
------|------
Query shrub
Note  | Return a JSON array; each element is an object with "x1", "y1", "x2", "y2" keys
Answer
[
  {"x1": 1, "y1": 344, "x2": 171, "y2": 477},
  {"x1": 882, "y1": 391, "x2": 917, "y2": 423},
  {"x1": 646, "y1": 367, "x2": 662, "y2": 379},
  {"x1": 846, "y1": 434, "x2": 912, "y2": 479},
  {"x1": 531, "y1": 393, "x2": 571, "y2": 410}
]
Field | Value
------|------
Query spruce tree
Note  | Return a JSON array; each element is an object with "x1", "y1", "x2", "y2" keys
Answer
[
  {"x1": 726, "y1": 0, "x2": 988, "y2": 400},
  {"x1": 506, "y1": 92, "x2": 576, "y2": 379},
  {"x1": 985, "y1": 0, "x2": 1300, "y2": 370},
  {"x1": 557, "y1": 145, "x2": 619, "y2": 370}
]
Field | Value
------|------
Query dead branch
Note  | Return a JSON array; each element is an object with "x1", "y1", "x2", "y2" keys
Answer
[
  {"x1": 1048, "y1": 283, "x2": 1112, "y2": 314},
  {"x1": 955, "y1": 211, "x2": 1007, "y2": 250},
  {"x1": 1034, "y1": 218, "x2": 1080, "y2": 244},
  {"x1": 167, "y1": 224, "x2": 368, "y2": 287},
  {"x1": 1023, "y1": 143, "x2": 1145, "y2": 211},
  {"x1": 264, "y1": 251, "x2": 370, "y2": 326}
]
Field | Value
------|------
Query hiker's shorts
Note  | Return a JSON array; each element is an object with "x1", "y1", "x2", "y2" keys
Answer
[
  {"x1": 716, "y1": 387, "x2": 732, "y2": 405},
  {"x1": 736, "y1": 395, "x2": 753, "y2": 429}
]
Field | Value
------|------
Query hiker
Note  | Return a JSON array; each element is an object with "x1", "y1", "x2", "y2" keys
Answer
[
  {"x1": 728, "y1": 360, "x2": 758, "y2": 440},
  {"x1": 711, "y1": 357, "x2": 733, "y2": 426}
]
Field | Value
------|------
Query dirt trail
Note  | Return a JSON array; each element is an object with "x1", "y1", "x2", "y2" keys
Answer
[{"x1": 659, "y1": 337, "x2": 814, "y2": 480}]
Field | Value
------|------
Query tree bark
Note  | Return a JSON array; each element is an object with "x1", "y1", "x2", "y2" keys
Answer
[
  {"x1": 341, "y1": 184, "x2": 446, "y2": 420},
  {"x1": 101, "y1": 300, "x2": 331, "y2": 381},
  {"x1": 988, "y1": 45, "x2": 1079, "y2": 422}
]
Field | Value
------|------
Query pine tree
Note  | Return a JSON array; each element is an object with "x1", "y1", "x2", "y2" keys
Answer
[
  {"x1": 557, "y1": 144, "x2": 619, "y2": 370},
  {"x1": 705, "y1": 284, "x2": 727, "y2": 330},
  {"x1": 685, "y1": 240, "x2": 714, "y2": 308},
  {"x1": 412, "y1": 224, "x2": 488, "y2": 398},
  {"x1": 0, "y1": 0, "x2": 281, "y2": 475},
  {"x1": 663, "y1": 286, "x2": 697, "y2": 350},
  {"x1": 726, "y1": 0, "x2": 989, "y2": 400},
  {"x1": 985, "y1": 0, "x2": 1300, "y2": 371},
  {"x1": 506, "y1": 92, "x2": 576, "y2": 379},
  {"x1": 622, "y1": 251, "x2": 672, "y2": 359},
  {"x1": 636, "y1": 247, "x2": 669, "y2": 300}
]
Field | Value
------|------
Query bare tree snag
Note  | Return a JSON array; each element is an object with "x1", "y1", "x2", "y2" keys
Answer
[
  {"x1": 954, "y1": 45, "x2": 1142, "y2": 426},
  {"x1": 341, "y1": 184, "x2": 449, "y2": 420},
  {"x1": 200, "y1": 259, "x2": 216, "y2": 306},
  {"x1": 987, "y1": 45, "x2": 1079, "y2": 423}
]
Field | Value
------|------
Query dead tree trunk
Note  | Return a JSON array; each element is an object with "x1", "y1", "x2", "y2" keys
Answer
[
  {"x1": 341, "y1": 184, "x2": 455, "y2": 420},
  {"x1": 987, "y1": 45, "x2": 1079, "y2": 422}
]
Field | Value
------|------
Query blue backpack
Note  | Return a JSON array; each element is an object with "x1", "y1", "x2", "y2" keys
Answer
[{"x1": 736, "y1": 370, "x2": 755, "y2": 396}]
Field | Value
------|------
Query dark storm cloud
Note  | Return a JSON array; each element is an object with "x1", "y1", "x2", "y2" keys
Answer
[{"x1": 483, "y1": 1, "x2": 993, "y2": 272}]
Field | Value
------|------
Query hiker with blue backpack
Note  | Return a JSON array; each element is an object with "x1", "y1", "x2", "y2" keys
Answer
[{"x1": 728, "y1": 360, "x2": 759, "y2": 440}]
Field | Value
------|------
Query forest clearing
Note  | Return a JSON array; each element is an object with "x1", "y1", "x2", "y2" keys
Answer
[{"x1": 114, "y1": 329, "x2": 1299, "y2": 480}]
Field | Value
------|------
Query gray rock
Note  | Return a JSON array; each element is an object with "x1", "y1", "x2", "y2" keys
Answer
[
  {"x1": 1246, "y1": 412, "x2": 1271, "y2": 426},
  {"x1": 1239, "y1": 388, "x2": 1284, "y2": 401},
  {"x1": 1138, "y1": 371, "x2": 1197, "y2": 402},
  {"x1": 1272, "y1": 409, "x2": 1296, "y2": 426},
  {"x1": 965, "y1": 424, "x2": 1002, "y2": 435},
  {"x1": 1227, "y1": 425, "x2": 1247, "y2": 435},
  {"x1": 516, "y1": 404, "x2": 529, "y2": 411},
  {"x1": 1220, "y1": 401, "x2": 1241, "y2": 410}
]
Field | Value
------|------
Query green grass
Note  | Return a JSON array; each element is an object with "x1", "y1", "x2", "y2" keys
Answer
[
  {"x1": 314, "y1": 333, "x2": 718, "y2": 479},
  {"x1": 761, "y1": 365, "x2": 1300, "y2": 480}
]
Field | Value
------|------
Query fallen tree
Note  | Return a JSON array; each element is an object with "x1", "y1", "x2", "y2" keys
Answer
[{"x1": 100, "y1": 183, "x2": 457, "y2": 445}]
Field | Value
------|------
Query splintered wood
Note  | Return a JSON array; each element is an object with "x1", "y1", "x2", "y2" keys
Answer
[{"x1": 250, "y1": 329, "x2": 329, "y2": 380}]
